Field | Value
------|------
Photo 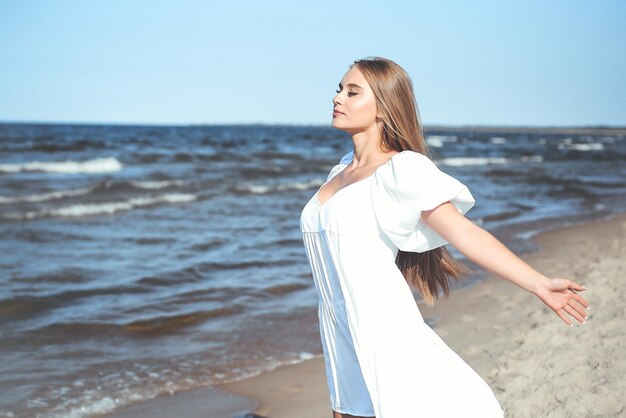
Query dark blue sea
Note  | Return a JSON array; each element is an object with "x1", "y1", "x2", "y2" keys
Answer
[{"x1": 1, "y1": 123, "x2": 624, "y2": 417}]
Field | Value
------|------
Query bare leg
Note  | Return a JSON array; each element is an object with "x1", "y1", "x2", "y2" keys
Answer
[{"x1": 332, "y1": 411, "x2": 375, "y2": 418}]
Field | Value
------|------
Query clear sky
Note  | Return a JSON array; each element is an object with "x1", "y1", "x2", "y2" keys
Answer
[{"x1": 0, "y1": 0, "x2": 624, "y2": 127}]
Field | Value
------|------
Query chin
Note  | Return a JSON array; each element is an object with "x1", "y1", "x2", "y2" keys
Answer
[
  {"x1": 331, "y1": 119, "x2": 347, "y2": 130},
  {"x1": 331, "y1": 123, "x2": 346, "y2": 132},
  {"x1": 332, "y1": 122, "x2": 357, "y2": 135}
]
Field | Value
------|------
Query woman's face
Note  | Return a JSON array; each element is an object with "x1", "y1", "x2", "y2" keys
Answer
[{"x1": 332, "y1": 66, "x2": 380, "y2": 134}]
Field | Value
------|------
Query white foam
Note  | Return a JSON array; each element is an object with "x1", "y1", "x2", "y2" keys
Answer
[
  {"x1": 520, "y1": 155, "x2": 544, "y2": 163},
  {"x1": 40, "y1": 385, "x2": 156, "y2": 418},
  {"x1": 426, "y1": 137, "x2": 444, "y2": 148},
  {"x1": 438, "y1": 156, "x2": 543, "y2": 167},
  {"x1": 0, "y1": 180, "x2": 187, "y2": 204},
  {"x1": 237, "y1": 178, "x2": 323, "y2": 194},
  {"x1": 24, "y1": 351, "x2": 325, "y2": 418},
  {"x1": 490, "y1": 137, "x2": 507, "y2": 144},
  {"x1": 429, "y1": 135, "x2": 458, "y2": 142},
  {"x1": 247, "y1": 185, "x2": 271, "y2": 194},
  {"x1": 0, "y1": 157, "x2": 123, "y2": 174},
  {"x1": 438, "y1": 157, "x2": 508, "y2": 166},
  {"x1": 129, "y1": 180, "x2": 185, "y2": 189},
  {"x1": 515, "y1": 229, "x2": 542, "y2": 241},
  {"x1": 0, "y1": 186, "x2": 95, "y2": 204},
  {"x1": 1, "y1": 193, "x2": 196, "y2": 220},
  {"x1": 599, "y1": 136, "x2": 616, "y2": 143},
  {"x1": 557, "y1": 142, "x2": 604, "y2": 151},
  {"x1": 426, "y1": 135, "x2": 458, "y2": 148},
  {"x1": 58, "y1": 396, "x2": 118, "y2": 418}
]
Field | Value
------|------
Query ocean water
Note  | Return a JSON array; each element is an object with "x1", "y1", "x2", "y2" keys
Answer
[{"x1": 0, "y1": 123, "x2": 624, "y2": 417}]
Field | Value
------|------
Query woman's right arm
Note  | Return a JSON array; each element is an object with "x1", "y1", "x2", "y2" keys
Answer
[{"x1": 421, "y1": 201, "x2": 590, "y2": 326}]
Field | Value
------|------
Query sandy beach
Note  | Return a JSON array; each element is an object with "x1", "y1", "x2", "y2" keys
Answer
[{"x1": 106, "y1": 212, "x2": 626, "y2": 418}]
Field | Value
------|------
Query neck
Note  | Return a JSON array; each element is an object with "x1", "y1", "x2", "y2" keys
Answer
[{"x1": 350, "y1": 122, "x2": 391, "y2": 167}]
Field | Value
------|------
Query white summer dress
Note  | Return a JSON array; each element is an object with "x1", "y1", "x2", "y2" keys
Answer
[{"x1": 299, "y1": 150, "x2": 504, "y2": 417}]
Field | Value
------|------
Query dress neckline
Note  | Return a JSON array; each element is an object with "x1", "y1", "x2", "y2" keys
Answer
[{"x1": 315, "y1": 150, "x2": 409, "y2": 210}]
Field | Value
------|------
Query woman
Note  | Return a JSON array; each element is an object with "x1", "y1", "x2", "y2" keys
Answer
[{"x1": 299, "y1": 57, "x2": 590, "y2": 418}]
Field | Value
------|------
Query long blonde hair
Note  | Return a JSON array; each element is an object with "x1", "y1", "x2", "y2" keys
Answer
[{"x1": 352, "y1": 56, "x2": 471, "y2": 306}]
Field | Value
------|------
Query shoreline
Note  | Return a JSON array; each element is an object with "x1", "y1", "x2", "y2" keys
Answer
[{"x1": 105, "y1": 212, "x2": 626, "y2": 418}]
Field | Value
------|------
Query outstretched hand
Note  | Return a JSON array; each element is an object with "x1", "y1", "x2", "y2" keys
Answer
[{"x1": 533, "y1": 278, "x2": 590, "y2": 326}]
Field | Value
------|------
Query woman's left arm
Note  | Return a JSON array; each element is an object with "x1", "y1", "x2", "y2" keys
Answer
[{"x1": 421, "y1": 202, "x2": 590, "y2": 326}]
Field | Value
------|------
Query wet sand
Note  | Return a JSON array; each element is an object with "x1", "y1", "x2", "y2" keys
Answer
[{"x1": 105, "y1": 212, "x2": 626, "y2": 418}]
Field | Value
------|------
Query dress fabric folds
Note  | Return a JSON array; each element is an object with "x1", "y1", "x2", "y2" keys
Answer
[{"x1": 299, "y1": 150, "x2": 504, "y2": 417}]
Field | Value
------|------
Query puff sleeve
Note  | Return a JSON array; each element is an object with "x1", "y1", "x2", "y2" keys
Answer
[{"x1": 370, "y1": 151, "x2": 475, "y2": 253}]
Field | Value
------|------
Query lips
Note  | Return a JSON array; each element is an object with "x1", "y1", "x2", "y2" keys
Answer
[{"x1": 333, "y1": 109, "x2": 344, "y2": 115}]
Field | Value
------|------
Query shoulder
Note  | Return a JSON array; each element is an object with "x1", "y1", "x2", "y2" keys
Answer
[
  {"x1": 389, "y1": 150, "x2": 432, "y2": 165},
  {"x1": 373, "y1": 150, "x2": 455, "y2": 197},
  {"x1": 338, "y1": 149, "x2": 431, "y2": 167},
  {"x1": 379, "y1": 150, "x2": 438, "y2": 180}
]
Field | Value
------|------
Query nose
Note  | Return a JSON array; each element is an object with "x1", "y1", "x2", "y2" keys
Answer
[{"x1": 333, "y1": 92, "x2": 341, "y2": 106}]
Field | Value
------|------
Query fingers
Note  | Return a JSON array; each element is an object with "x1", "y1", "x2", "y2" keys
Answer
[
  {"x1": 570, "y1": 298, "x2": 590, "y2": 320},
  {"x1": 546, "y1": 278, "x2": 591, "y2": 326},
  {"x1": 563, "y1": 303, "x2": 586, "y2": 324},
  {"x1": 555, "y1": 308, "x2": 573, "y2": 326},
  {"x1": 570, "y1": 282, "x2": 588, "y2": 292},
  {"x1": 556, "y1": 291, "x2": 590, "y2": 326},
  {"x1": 569, "y1": 291, "x2": 591, "y2": 310},
  {"x1": 561, "y1": 278, "x2": 587, "y2": 292}
]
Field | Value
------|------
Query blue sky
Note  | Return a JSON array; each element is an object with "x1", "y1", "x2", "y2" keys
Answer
[{"x1": 0, "y1": 1, "x2": 624, "y2": 126}]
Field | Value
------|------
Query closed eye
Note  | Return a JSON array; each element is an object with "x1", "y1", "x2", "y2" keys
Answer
[{"x1": 335, "y1": 89, "x2": 356, "y2": 96}]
